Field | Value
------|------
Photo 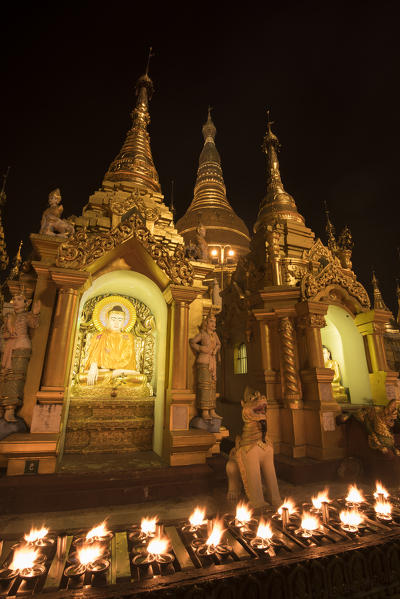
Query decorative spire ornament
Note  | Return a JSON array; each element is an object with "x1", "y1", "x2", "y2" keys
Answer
[
  {"x1": 371, "y1": 271, "x2": 389, "y2": 311},
  {"x1": 9, "y1": 240, "x2": 23, "y2": 280},
  {"x1": 255, "y1": 111, "x2": 304, "y2": 231},
  {"x1": 324, "y1": 200, "x2": 337, "y2": 253},
  {"x1": 396, "y1": 279, "x2": 400, "y2": 327},
  {"x1": 336, "y1": 225, "x2": 354, "y2": 269},
  {"x1": 170, "y1": 180, "x2": 176, "y2": 217},
  {"x1": 103, "y1": 48, "x2": 161, "y2": 192}
]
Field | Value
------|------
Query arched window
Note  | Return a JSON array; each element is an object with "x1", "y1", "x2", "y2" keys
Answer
[{"x1": 234, "y1": 343, "x2": 247, "y2": 374}]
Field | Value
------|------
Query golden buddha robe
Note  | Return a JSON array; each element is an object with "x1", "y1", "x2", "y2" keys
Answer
[{"x1": 85, "y1": 330, "x2": 136, "y2": 371}]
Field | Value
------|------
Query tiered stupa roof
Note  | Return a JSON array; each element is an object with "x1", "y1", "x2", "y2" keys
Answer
[{"x1": 176, "y1": 109, "x2": 250, "y2": 255}]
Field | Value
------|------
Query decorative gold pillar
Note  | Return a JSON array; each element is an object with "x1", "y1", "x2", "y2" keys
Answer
[
  {"x1": 40, "y1": 270, "x2": 89, "y2": 399},
  {"x1": 278, "y1": 316, "x2": 301, "y2": 402},
  {"x1": 276, "y1": 312, "x2": 305, "y2": 458},
  {"x1": 19, "y1": 264, "x2": 57, "y2": 424},
  {"x1": 171, "y1": 300, "x2": 190, "y2": 391},
  {"x1": 355, "y1": 309, "x2": 399, "y2": 405}
]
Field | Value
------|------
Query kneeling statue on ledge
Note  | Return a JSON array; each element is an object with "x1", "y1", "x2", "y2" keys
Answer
[{"x1": 226, "y1": 386, "x2": 281, "y2": 510}]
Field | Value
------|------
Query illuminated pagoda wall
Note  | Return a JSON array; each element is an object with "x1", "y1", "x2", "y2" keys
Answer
[
  {"x1": 217, "y1": 117, "x2": 399, "y2": 460},
  {"x1": 0, "y1": 68, "x2": 225, "y2": 474}
]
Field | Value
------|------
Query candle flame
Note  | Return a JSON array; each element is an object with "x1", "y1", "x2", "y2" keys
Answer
[
  {"x1": 189, "y1": 507, "x2": 207, "y2": 528},
  {"x1": 345, "y1": 485, "x2": 364, "y2": 504},
  {"x1": 235, "y1": 502, "x2": 253, "y2": 524},
  {"x1": 256, "y1": 520, "x2": 273, "y2": 541},
  {"x1": 374, "y1": 499, "x2": 392, "y2": 517},
  {"x1": 340, "y1": 509, "x2": 363, "y2": 528},
  {"x1": 206, "y1": 520, "x2": 225, "y2": 548},
  {"x1": 147, "y1": 536, "x2": 169, "y2": 557},
  {"x1": 301, "y1": 512, "x2": 319, "y2": 532},
  {"x1": 140, "y1": 516, "x2": 158, "y2": 536},
  {"x1": 277, "y1": 499, "x2": 297, "y2": 516},
  {"x1": 374, "y1": 481, "x2": 389, "y2": 500},
  {"x1": 86, "y1": 521, "x2": 109, "y2": 541},
  {"x1": 10, "y1": 546, "x2": 40, "y2": 571},
  {"x1": 24, "y1": 526, "x2": 49, "y2": 544},
  {"x1": 312, "y1": 489, "x2": 330, "y2": 510},
  {"x1": 78, "y1": 543, "x2": 103, "y2": 566}
]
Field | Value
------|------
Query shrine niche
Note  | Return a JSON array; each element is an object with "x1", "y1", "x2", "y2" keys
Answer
[{"x1": 71, "y1": 293, "x2": 155, "y2": 399}]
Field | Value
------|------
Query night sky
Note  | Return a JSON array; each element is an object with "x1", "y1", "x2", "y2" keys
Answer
[{"x1": 1, "y1": 1, "x2": 399, "y2": 311}]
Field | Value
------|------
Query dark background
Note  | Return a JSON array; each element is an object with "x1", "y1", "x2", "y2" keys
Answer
[{"x1": 1, "y1": 1, "x2": 399, "y2": 310}]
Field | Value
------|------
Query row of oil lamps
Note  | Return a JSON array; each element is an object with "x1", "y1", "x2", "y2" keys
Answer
[{"x1": 0, "y1": 481, "x2": 397, "y2": 585}]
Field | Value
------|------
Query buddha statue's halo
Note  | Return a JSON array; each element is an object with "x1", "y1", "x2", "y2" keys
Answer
[{"x1": 92, "y1": 295, "x2": 136, "y2": 332}]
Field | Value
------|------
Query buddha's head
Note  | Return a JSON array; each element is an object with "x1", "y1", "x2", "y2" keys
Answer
[
  {"x1": 322, "y1": 346, "x2": 332, "y2": 362},
  {"x1": 106, "y1": 305, "x2": 125, "y2": 332}
]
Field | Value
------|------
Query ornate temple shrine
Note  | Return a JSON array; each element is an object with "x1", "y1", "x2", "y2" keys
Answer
[{"x1": 0, "y1": 60, "x2": 399, "y2": 488}]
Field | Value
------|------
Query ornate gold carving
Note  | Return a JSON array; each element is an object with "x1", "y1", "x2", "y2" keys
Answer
[
  {"x1": 297, "y1": 314, "x2": 326, "y2": 329},
  {"x1": 110, "y1": 188, "x2": 160, "y2": 222},
  {"x1": 300, "y1": 260, "x2": 370, "y2": 309},
  {"x1": 56, "y1": 213, "x2": 194, "y2": 286},
  {"x1": 278, "y1": 317, "x2": 300, "y2": 396}
]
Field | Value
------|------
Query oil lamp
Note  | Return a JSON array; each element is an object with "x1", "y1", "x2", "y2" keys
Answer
[
  {"x1": 311, "y1": 489, "x2": 331, "y2": 523},
  {"x1": 374, "y1": 482, "x2": 389, "y2": 503},
  {"x1": 183, "y1": 507, "x2": 208, "y2": 533},
  {"x1": 65, "y1": 543, "x2": 105, "y2": 582},
  {"x1": 297, "y1": 513, "x2": 320, "y2": 538},
  {"x1": 374, "y1": 499, "x2": 392, "y2": 522},
  {"x1": 340, "y1": 509, "x2": 363, "y2": 533},
  {"x1": 234, "y1": 503, "x2": 254, "y2": 529},
  {"x1": 250, "y1": 520, "x2": 274, "y2": 551},
  {"x1": 195, "y1": 519, "x2": 231, "y2": 562},
  {"x1": 277, "y1": 499, "x2": 297, "y2": 528},
  {"x1": 0, "y1": 545, "x2": 45, "y2": 588},
  {"x1": 345, "y1": 485, "x2": 365, "y2": 506},
  {"x1": 130, "y1": 516, "x2": 159, "y2": 543},
  {"x1": 86, "y1": 522, "x2": 113, "y2": 544},
  {"x1": 132, "y1": 535, "x2": 173, "y2": 576},
  {"x1": 24, "y1": 527, "x2": 51, "y2": 548}
]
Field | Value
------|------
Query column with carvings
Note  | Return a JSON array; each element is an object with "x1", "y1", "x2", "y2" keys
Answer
[
  {"x1": 19, "y1": 264, "x2": 57, "y2": 424},
  {"x1": 295, "y1": 300, "x2": 345, "y2": 460},
  {"x1": 40, "y1": 270, "x2": 89, "y2": 399},
  {"x1": 276, "y1": 313, "x2": 305, "y2": 457}
]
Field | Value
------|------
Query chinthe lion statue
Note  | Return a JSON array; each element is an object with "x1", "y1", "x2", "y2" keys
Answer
[{"x1": 226, "y1": 386, "x2": 281, "y2": 509}]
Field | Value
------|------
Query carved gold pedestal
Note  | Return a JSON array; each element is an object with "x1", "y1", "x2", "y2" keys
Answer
[{"x1": 64, "y1": 397, "x2": 154, "y2": 454}]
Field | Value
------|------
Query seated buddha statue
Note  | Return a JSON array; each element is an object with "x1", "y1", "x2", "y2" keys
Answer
[
  {"x1": 322, "y1": 346, "x2": 348, "y2": 403},
  {"x1": 81, "y1": 305, "x2": 147, "y2": 390}
]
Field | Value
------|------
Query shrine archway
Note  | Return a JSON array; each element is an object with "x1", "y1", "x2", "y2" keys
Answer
[
  {"x1": 321, "y1": 305, "x2": 371, "y2": 404},
  {"x1": 64, "y1": 270, "x2": 168, "y2": 457}
]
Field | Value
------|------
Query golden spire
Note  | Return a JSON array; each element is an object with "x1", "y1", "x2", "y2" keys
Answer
[
  {"x1": 255, "y1": 111, "x2": 304, "y2": 231},
  {"x1": 189, "y1": 107, "x2": 232, "y2": 211},
  {"x1": 372, "y1": 271, "x2": 389, "y2": 311},
  {"x1": 0, "y1": 167, "x2": 10, "y2": 271},
  {"x1": 396, "y1": 279, "x2": 400, "y2": 327},
  {"x1": 103, "y1": 48, "x2": 161, "y2": 193}
]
